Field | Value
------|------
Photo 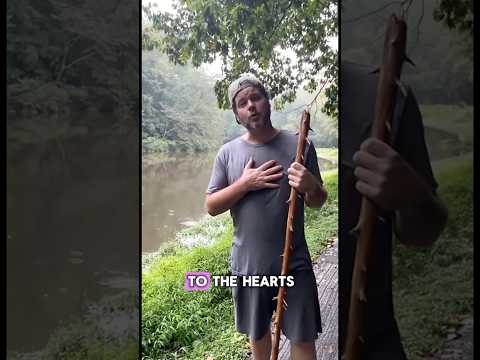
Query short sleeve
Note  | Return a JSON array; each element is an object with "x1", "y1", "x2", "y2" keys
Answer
[
  {"x1": 395, "y1": 88, "x2": 438, "y2": 193},
  {"x1": 206, "y1": 148, "x2": 229, "y2": 194},
  {"x1": 304, "y1": 141, "x2": 324, "y2": 186}
]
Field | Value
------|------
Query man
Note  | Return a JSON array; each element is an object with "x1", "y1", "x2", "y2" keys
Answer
[
  {"x1": 340, "y1": 61, "x2": 448, "y2": 358},
  {"x1": 205, "y1": 74, "x2": 328, "y2": 360}
]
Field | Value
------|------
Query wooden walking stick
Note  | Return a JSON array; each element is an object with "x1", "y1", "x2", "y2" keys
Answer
[
  {"x1": 342, "y1": 14, "x2": 413, "y2": 360},
  {"x1": 271, "y1": 110, "x2": 312, "y2": 360}
]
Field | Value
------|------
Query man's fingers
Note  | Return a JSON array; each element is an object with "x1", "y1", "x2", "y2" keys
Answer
[
  {"x1": 245, "y1": 157, "x2": 254, "y2": 169},
  {"x1": 288, "y1": 180, "x2": 299, "y2": 189},
  {"x1": 290, "y1": 162, "x2": 305, "y2": 171},
  {"x1": 287, "y1": 167, "x2": 301, "y2": 177},
  {"x1": 352, "y1": 150, "x2": 380, "y2": 171},
  {"x1": 258, "y1": 160, "x2": 277, "y2": 171},
  {"x1": 360, "y1": 137, "x2": 395, "y2": 157},
  {"x1": 288, "y1": 174, "x2": 300, "y2": 183},
  {"x1": 353, "y1": 166, "x2": 384, "y2": 187},
  {"x1": 263, "y1": 164, "x2": 283, "y2": 176},
  {"x1": 355, "y1": 180, "x2": 379, "y2": 199},
  {"x1": 263, "y1": 183, "x2": 281, "y2": 189},
  {"x1": 263, "y1": 173, "x2": 283, "y2": 182}
]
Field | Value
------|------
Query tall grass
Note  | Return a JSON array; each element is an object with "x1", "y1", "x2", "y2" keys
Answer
[{"x1": 393, "y1": 160, "x2": 473, "y2": 359}]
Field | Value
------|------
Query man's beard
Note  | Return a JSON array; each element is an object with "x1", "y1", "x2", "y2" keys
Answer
[{"x1": 242, "y1": 108, "x2": 271, "y2": 131}]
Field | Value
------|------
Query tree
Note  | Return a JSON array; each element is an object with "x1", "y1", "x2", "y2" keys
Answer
[
  {"x1": 142, "y1": 50, "x2": 225, "y2": 153},
  {"x1": 433, "y1": 0, "x2": 473, "y2": 36},
  {"x1": 433, "y1": 0, "x2": 473, "y2": 60},
  {"x1": 340, "y1": 0, "x2": 473, "y2": 105},
  {"x1": 7, "y1": 0, "x2": 139, "y2": 157},
  {"x1": 144, "y1": 0, "x2": 338, "y2": 118}
]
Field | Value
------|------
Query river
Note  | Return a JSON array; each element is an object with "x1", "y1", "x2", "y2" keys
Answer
[
  {"x1": 7, "y1": 139, "x2": 139, "y2": 354},
  {"x1": 141, "y1": 125, "x2": 469, "y2": 254},
  {"x1": 142, "y1": 153, "x2": 217, "y2": 253},
  {"x1": 141, "y1": 152, "x2": 339, "y2": 253}
]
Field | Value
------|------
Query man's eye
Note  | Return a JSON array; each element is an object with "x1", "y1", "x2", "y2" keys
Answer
[{"x1": 238, "y1": 101, "x2": 246, "y2": 107}]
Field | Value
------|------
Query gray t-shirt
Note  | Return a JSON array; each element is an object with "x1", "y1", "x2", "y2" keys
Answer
[{"x1": 207, "y1": 130, "x2": 323, "y2": 276}]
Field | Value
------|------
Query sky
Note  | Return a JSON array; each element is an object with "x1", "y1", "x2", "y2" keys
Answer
[
  {"x1": 143, "y1": 0, "x2": 223, "y2": 76},
  {"x1": 143, "y1": 0, "x2": 338, "y2": 77},
  {"x1": 145, "y1": 0, "x2": 174, "y2": 14}
]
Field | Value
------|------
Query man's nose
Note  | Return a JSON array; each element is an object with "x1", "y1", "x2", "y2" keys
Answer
[{"x1": 247, "y1": 100, "x2": 255, "y2": 110}]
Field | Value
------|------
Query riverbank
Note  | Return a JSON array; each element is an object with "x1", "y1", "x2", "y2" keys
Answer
[
  {"x1": 141, "y1": 170, "x2": 338, "y2": 359},
  {"x1": 7, "y1": 291, "x2": 139, "y2": 360}
]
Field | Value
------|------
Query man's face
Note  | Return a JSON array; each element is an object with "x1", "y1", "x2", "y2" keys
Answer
[{"x1": 234, "y1": 87, "x2": 271, "y2": 130}]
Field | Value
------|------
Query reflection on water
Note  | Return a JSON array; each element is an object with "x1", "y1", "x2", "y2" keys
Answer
[
  {"x1": 7, "y1": 140, "x2": 139, "y2": 353},
  {"x1": 142, "y1": 153, "x2": 216, "y2": 253}
]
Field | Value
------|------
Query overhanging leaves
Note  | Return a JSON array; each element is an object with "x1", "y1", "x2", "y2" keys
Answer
[{"x1": 144, "y1": 0, "x2": 338, "y2": 118}]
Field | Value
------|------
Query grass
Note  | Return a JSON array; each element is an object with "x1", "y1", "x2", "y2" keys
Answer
[
  {"x1": 305, "y1": 170, "x2": 338, "y2": 257},
  {"x1": 8, "y1": 291, "x2": 140, "y2": 360},
  {"x1": 142, "y1": 221, "x2": 247, "y2": 360},
  {"x1": 142, "y1": 170, "x2": 338, "y2": 359},
  {"x1": 393, "y1": 159, "x2": 473, "y2": 359},
  {"x1": 316, "y1": 147, "x2": 338, "y2": 163},
  {"x1": 420, "y1": 104, "x2": 473, "y2": 145}
]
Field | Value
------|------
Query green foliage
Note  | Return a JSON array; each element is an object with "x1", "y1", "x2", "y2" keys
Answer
[
  {"x1": 144, "y1": 0, "x2": 338, "y2": 116},
  {"x1": 316, "y1": 147, "x2": 338, "y2": 162},
  {"x1": 142, "y1": 50, "x2": 224, "y2": 154},
  {"x1": 433, "y1": 0, "x2": 473, "y2": 36},
  {"x1": 41, "y1": 334, "x2": 138, "y2": 360},
  {"x1": 305, "y1": 170, "x2": 338, "y2": 257},
  {"x1": 341, "y1": 0, "x2": 473, "y2": 105},
  {"x1": 7, "y1": 0, "x2": 138, "y2": 116},
  {"x1": 142, "y1": 218, "x2": 247, "y2": 359},
  {"x1": 142, "y1": 50, "x2": 338, "y2": 154},
  {"x1": 7, "y1": 0, "x2": 139, "y2": 164},
  {"x1": 270, "y1": 88, "x2": 338, "y2": 147},
  {"x1": 393, "y1": 160, "x2": 473, "y2": 359},
  {"x1": 8, "y1": 292, "x2": 141, "y2": 360}
]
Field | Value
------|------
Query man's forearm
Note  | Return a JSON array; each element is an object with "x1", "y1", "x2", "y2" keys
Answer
[
  {"x1": 205, "y1": 180, "x2": 248, "y2": 216},
  {"x1": 305, "y1": 181, "x2": 328, "y2": 208},
  {"x1": 394, "y1": 192, "x2": 448, "y2": 247}
]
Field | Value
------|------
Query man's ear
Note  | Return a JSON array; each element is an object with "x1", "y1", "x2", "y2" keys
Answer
[{"x1": 233, "y1": 108, "x2": 241, "y2": 124}]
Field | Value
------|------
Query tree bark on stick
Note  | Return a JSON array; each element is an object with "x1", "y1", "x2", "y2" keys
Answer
[
  {"x1": 342, "y1": 14, "x2": 410, "y2": 360},
  {"x1": 271, "y1": 110, "x2": 311, "y2": 360}
]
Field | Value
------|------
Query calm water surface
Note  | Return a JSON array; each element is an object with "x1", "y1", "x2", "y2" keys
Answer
[
  {"x1": 7, "y1": 140, "x2": 139, "y2": 353},
  {"x1": 142, "y1": 153, "x2": 215, "y2": 253}
]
